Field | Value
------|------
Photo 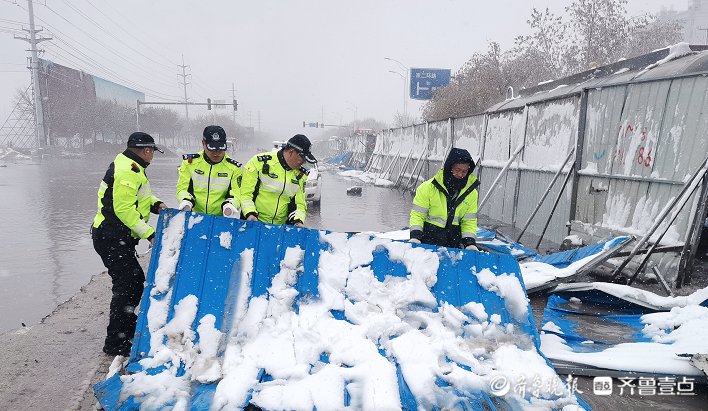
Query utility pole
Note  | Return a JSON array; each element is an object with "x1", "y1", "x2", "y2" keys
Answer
[
  {"x1": 178, "y1": 54, "x2": 191, "y2": 120},
  {"x1": 14, "y1": 0, "x2": 52, "y2": 148}
]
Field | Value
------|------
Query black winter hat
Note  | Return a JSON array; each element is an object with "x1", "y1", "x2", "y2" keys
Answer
[
  {"x1": 127, "y1": 131, "x2": 163, "y2": 153},
  {"x1": 203, "y1": 125, "x2": 227, "y2": 151},
  {"x1": 286, "y1": 134, "x2": 317, "y2": 164}
]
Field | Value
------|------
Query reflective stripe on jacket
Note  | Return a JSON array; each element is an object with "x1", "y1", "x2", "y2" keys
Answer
[
  {"x1": 240, "y1": 150, "x2": 307, "y2": 224},
  {"x1": 176, "y1": 151, "x2": 242, "y2": 215},
  {"x1": 92, "y1": 151, "x2": 162, "y2": 240},
  {"x1": 409, "y1": 168, "x2": 479, "y2": 248}
]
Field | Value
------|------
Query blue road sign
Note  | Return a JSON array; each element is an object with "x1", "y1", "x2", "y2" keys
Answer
[{"x1": 409, "y1": 68, "x2": 451, "y2": 100}]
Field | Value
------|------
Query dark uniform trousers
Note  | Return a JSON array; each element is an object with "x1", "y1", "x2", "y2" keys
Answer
[{"x1": 92, "y1": 226, "x2": 145, "y2": 356}]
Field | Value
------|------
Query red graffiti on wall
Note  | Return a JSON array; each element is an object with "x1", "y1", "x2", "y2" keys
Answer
[{"x1": 613, "y1": 122, "x2": 655, "y2": 168}]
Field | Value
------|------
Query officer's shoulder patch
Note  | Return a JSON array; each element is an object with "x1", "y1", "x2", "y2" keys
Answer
[
  {"x1": 226, "y1": 158, "x2": 242, "y2": 167},
  {"x1": 131, "y1": 162, "x2": 140, "y2": 173},
  {"x1": 257, "y1": 154, "x2": 272, "y2": 162},
  {"x1": 182, "y1": 153, "x2": 200, "y2": 160}
]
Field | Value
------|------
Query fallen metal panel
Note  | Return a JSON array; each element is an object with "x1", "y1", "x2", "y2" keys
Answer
[
  {"x1": 533, "y1": 236, "x2": 632, "y2": 269},
  {"x1": 525, "y1": 236, "x2": 634, "y2": 294},
  {"x1": 95, "y1": 210, "x2": 585, "y2": 410},
  {"x1": 540, "y1": 286, "x2": 708, "y2": 380}
]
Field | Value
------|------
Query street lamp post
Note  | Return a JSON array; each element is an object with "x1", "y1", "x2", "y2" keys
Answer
[
  {"x1": 384, "y1": 57, "x2": 409, "y2": 116},
  {"x1": 388, "y1": 70, "x2": 406, "y2": 118}
]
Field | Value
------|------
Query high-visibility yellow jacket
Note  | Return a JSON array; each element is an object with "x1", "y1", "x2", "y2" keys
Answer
[
  {"x1": 176, "y1": 151, "x2": 242, "y2": 215},
  {"x1": 92, "y1": 150, "x2": 162, "y2": 240},
  {"x1": 409, "y1": 168, "x2": 479, "y2": 248},
  {"x1": 240, "y1": 150, "x2": 308, "y2": 225}
]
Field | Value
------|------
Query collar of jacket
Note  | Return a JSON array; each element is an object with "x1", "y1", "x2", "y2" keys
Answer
[
  {"x1": 123, "y1": 149, "x2": 149, "y2": 168},
  {"x1": 201, "y1": 150, "x2": 225, "y2": 165},
  {"x1": 277, "y1": 149, "x2": 291, "y2": 170}
]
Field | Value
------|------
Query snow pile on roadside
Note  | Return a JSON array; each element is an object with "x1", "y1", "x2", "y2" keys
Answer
[
  {"x1": 115, "y1": 218, "x2": 583, "y2": 410},
  {"x1": 338, "y1": 169, "x2": 396, "y2": 187}
]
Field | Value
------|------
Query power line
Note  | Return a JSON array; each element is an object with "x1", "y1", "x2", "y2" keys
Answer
[
  {"x1": 58, "y1": 0, "x2": 177, "y2": 73},
  {"x1": 80, "y1": 0, "x2": 179, "y2": 68},
  {"x1": 20, "y1": 6, "x2": 183, "y2": 101},
  {"x1": 16, "y1": 3, "x2": 178, "y2": 99},
  {"x1": 39, "y1": 2, "x2": 181, "y2": 90},
  {"x1": 78, "y1": 1, "x2": 224, "y2": 100},
  {"x1": 83, "y1": 0, "x2": 180, "y2": 66},
  {"x1": 0, "y1": 17, "x2": 25, "y2": 25},
  {"x1": 43, "y1": 43, "x2": 181, "y2": 101}
]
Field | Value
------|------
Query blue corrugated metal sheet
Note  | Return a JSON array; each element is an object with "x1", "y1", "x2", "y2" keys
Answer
[
  {"x1": 94, "y1": 210, "x2": 583, "y2": 410},
  {"x1": 533, "y1": 236, "x2": 632, "y2": 269},
  {"x1": 540, "y1": 287, "x2": 708, "y2": 378}
]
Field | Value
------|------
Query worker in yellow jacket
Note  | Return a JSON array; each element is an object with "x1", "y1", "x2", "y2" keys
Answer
[
  {"x1": 241, "y1": 134, "x2": 316, "y2": 225},
  {"x1": 409, "y1": 147, "x2": 480, "y2": 250},
  {"x1": 91, "y1": 132, "x2": 166, "y2": 356},
  {"x1": 176, "y1": 125, "x2": 242, "y2": 217}
]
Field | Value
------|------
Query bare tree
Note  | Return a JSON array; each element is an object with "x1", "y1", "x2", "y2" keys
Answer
[{"x1": 423, "y1": 0, "x2": 685, "y2": 121}]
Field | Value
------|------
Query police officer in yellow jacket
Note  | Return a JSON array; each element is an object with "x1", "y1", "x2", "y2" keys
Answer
[
  {"x1": 241, "y1": 134, "x2": 316, "y2": 226},
  {"x1": 91, "y1": 132, "x2": 166, "y2": 356},
  {"x1": 409, "y1": 148, "x2": 480, "y2": 250},
  {"x1": 176, "y1": 125, "x2": 242, "y2": 217}
]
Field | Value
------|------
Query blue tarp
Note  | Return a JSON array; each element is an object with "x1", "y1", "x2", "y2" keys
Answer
[
  {"x1": 95, "y1": 209, "x2": 586, "y2": 410},
  {"x1": 326, "y1": 151, "x2": 353, "y2": 165}
]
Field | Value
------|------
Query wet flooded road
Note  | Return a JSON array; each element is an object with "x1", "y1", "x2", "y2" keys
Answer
[{"x1": 0, "y1": 153, "x2": 413, "y2": 333}]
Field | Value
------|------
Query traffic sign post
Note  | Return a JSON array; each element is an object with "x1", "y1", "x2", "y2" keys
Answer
[{"x1": 409, "y1": 68, "x2": 451, "y2": 100}]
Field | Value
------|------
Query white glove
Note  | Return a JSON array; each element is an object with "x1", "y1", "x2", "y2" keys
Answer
[
  {"x1": 178, "y1": 199, "x2": 193, "y2": 211},
  {"x1": 409, "y1": 238, "x2": 421, "y2": 244},
  {"x1": 465, "y1": 244, "x2": 479, "y2": 251},
  {"x1": 222, "y1": 202, "x2": 240, "y2": 218}
]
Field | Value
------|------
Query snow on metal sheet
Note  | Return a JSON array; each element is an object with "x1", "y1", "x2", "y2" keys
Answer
[
  {"x1": 523, "y1": 98, "x2": 578, "y2": 168},
  {"x1": 574, "y1": 77, "x2": 708, "y2": 272},
  {"x1": 511, "y1": 97, "x2": 579, "y2": 243},
  {"x1": 453, "y1": 115, "x2": 485, "y2": 162},
  {"x1": 540, "y1": 284, "x2": 708, "y2": 378},
  {"x1": 427, "y1": 120, "x2": 449, "y2": 162},
  {"x1": 656, "y1": 76, "x2": 708, "y2": 181},
  {"x1": 581, "y1": 86, "x2": 627, "y2": 176},
  {"x1": 482, "y1": 111, "x2": 515, "y2": 163},
  {"x1": 94, "y1": 209, "x2": 585, "y2": 410}
]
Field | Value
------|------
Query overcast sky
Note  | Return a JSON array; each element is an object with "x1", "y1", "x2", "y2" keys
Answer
[{"x1": 0, "y1": 0, "x2": 687, "y2": 139}]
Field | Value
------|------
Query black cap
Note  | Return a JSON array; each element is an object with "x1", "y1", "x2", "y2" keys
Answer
[
  {"x1": 286, "y1": 134, "x2": 317, "y2": 164},
  {"x1": 127, "y1": 132, "x2": 163, "y2": 153},
  {"x1": 203, "y1": 125, "x2": 227, "y2": 151}
]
